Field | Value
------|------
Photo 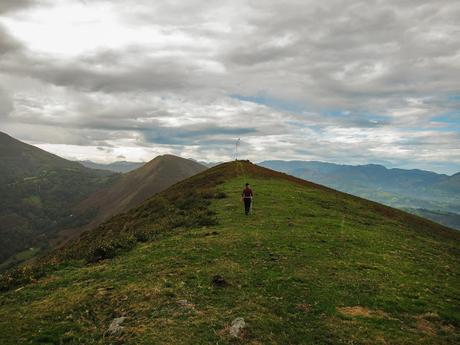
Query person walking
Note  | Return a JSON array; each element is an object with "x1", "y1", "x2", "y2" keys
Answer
[{"x1": 241, "y1": 183, "x2": 253, "y2": 215}]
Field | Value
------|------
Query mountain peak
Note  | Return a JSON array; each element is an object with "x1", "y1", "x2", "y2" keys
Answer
[
  {"x1": 136, "y1": 154, "x2": 206, "y2": 175},
  {"x1": 72, "y1": 153, "x2": 208, "y2": 237}
]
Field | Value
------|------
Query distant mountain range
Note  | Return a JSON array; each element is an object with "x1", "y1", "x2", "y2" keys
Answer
[
  {"x1": 79, "y1": 159, "x2": 220, "y2": 172},
  {"x1": 191, "y1": 160, "x2": 222, "y2": 168},
  {"x1": 0, "y1": 132, "x2": 207, "y2": 269},
  {"x1": 259, "y1": 160, "x2": 460, "y2": 230},
  {"x1": 79, "y1": 160, "x2": 145, "y2": 173}
]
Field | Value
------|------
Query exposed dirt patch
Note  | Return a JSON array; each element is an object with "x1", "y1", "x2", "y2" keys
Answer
[
  {"x1": 413, "y1": 313, "x2": 457, "y2": 336},
  {"x1": 374, "y1": 335, "x2": 388, "y2": 344},
  {"x1": 297, "y1": 303, "x2": 312, "y2": 312},
  {"x1": 217, "y1": 325, "x2": 231, "y2": 337},
  {"x1": 416, "y1": 318, "x2": 436, "y2": 336},
  {"x1": 338, "y1": 306, "x2": 389, "y2": 318},
  {"x1": 440, "y1": 323, "x2": 456, "y2": 334}
]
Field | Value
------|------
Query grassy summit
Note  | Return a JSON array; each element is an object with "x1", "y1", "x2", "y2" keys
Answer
[{"x1": 0, "y1": 161, "x2": 459, "y2": 344}]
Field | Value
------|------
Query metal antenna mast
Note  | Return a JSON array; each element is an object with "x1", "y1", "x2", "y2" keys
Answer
[{"x1": 235, "y1": 138, "x2": 240, "y2": 160}]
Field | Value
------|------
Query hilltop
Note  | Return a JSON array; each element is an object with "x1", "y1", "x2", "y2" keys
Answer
[{"x1": 0, "y1": 161, "x2": 459, "y2": 344}]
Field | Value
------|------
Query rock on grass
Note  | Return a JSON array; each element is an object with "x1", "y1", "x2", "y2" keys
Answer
[
  {"x1": 229, "y1": 317, "x2": 246, "y2": 338},
  {"x1": 106, "y1": 317, "x2": 127, "y2": 336}
]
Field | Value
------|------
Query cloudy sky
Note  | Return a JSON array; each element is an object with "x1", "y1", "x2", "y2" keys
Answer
[{"x1": 0, "y1": 0, "x2": 459, "y2": 173}]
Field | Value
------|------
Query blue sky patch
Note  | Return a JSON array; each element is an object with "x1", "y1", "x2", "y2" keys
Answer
[{"x1": 231, "y1": 94, "x2": 305, "y2": 113}]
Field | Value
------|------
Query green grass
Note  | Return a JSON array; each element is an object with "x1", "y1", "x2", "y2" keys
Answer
[
  {"x1": 0, "y1": 161, "x2": 459, "y2": 344},
  {"x1": 0, "y1": 247, "x2": 41, "y2": 271}
]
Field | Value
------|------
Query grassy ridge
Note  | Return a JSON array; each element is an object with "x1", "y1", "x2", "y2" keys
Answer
[{"x1": 0, "y1": 161, "x2": 459, "y2": 344}]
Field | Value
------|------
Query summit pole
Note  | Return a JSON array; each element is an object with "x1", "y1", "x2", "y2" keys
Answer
[{"x1": 235, "y1": 138, "x2": 240, "y2": 161}]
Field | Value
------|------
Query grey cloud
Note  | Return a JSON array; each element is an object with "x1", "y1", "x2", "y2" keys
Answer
[
  {"x1": 0, "y1": 0, "x2": 34, "y2": 14},
  {"x1": 2, "y1": 52, "x2": 197, "y2": 93},
  {"x1": 3, "y1": 0, "x2": 458, "y2": 115},
  {"x1": 220, "y1": 0, "x2": 460, "y2": 114},
  {"x1": 0, "y1": 25, "x2": 22, "y2": 56},
  {"x1": 143, "y1": 125, "x2": 256, "y2": 145},
  {"x1": 0, "y1": 0, "x2": 458, "y2": 173},
  {"x1": 0, "y1": 87, "x2": 13, "y2": 117}
]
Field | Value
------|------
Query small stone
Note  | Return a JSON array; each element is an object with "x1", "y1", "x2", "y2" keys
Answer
[
  {"x1": 177, "y1": 299, "x2": 195, "y2": 309},
  {"x1": 229, "y1": 317, "x2": 246, "y2": 338},
  {"x1": 177, "y1": 299, "x2": 188, "y2": 307},
  {"x1": 106, "y1": 317, "x2": 127, "y2": 336}
]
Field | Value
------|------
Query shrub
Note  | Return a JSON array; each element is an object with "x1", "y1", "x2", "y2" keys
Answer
[{"x1": 214, "y1": 191, "x2": 227, "y2": 199}]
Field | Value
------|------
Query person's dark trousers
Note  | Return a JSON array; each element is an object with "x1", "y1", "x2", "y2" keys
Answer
[{"x1": 244, "y1": 198, "x2": 252, "y2": 215}]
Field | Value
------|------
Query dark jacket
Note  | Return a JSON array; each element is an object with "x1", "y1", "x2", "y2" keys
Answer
[{"x1": 242, "y1": 187, "x2": 253, "y2": 198}]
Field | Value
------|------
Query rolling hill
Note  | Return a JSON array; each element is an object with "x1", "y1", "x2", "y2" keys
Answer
[
  {"x1": 435, "y1": 172, "x2": 460, "y2": 194},
  {"x1": 0, "y1": 161, "x2": 458, "y2": 344},
  {"x1": 259, "y1": 160, "x2": 460, "y2": 230},
  {"x1": 0, "y1": 131, "x2": 116, "y2": 267},
  {"x1": 68, "y1": 155, "x2": 207, "y2": 240}
]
